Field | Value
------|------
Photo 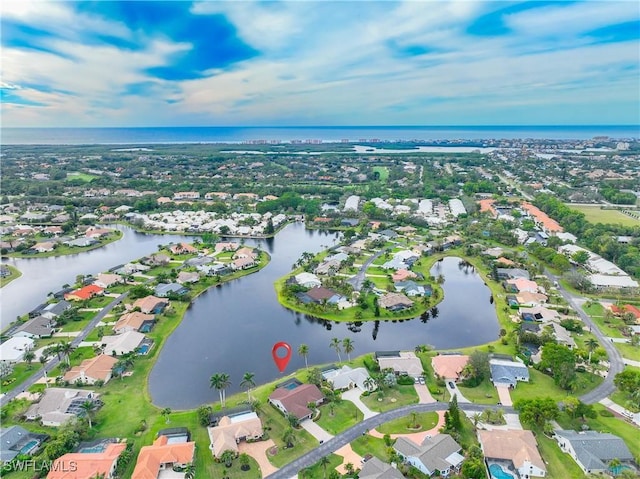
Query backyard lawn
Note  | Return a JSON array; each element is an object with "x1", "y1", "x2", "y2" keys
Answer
[{"x1": 535, "y1": 431, "x2": 585, "y2": 479}]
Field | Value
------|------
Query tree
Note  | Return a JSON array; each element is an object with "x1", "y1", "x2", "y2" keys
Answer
[
  {"x1": 220, "y1": 450, "x2": 235, "y2": 468},
  {"x1": 197, "y1": 405, "x2": 212, "y2": 427},
  {"x1": 79, "y1": 400, "x2": 97, "y2": 428},
  {"x1": 58, "y1": 341, "x2": 74, "y2": 365},
  {"x1": 330, "y1": 338, "x2": 342, "y2": 362},
  {"x1": 239, "y1": 453, "x2": 251, "y2": 471},
  {"x1": 572, "y1": 250, "x2": 590, "y2": 265},
  {"x1": 585, "y1": 338, "x2": 599, "y2": 363},
  {"x1": 282, "y1": 427, "x2": 295, "y2": 448},
  {"x1": 210, "y1": 373, "x2": 231, "y2": 407},
  {"x1": 298, "y1": 344, "x2": 309, "y2": 369},
  {"x1": 39, "y1": 354, "x2": 49, "y2": 387},
  {"x1": 540, "y1": 343, "x2": 577, "y2": 390},
  {"x1": 609, "y1": 458, "x2": 622, "y2": 476},
  {"x1": 23, "y1": 350, "x2": 35, "y2": 369},
  {"x1": 342, "y1": 338, "x2": 354, "y2": 361},
  {"x1": 465, "y1": 350, "x2": 490, "y2": 385},
  {"x1": 184, "y1": 463, "x2": 195, "y2": 479},
  {"x1": 514, "y1": 397, "x2": 559, "y2": 428},
  {"x1": 240, "y1": 372, "x2": 256, "y2": 401},
  {"x1": 363, "y1": 376, "x2": 376, "y2": 392},
  {"x1": 319, "y1": 455, "x2": 331, "y2": 479},
  {"x1": 307, "y1": 367, "x2": 323, "y2": 387},
  {"x1": 161, "y1": 407, "x2": 172, "y2": 424}
]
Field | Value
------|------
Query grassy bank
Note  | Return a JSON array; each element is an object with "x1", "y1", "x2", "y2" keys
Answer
[{"x1": 0, "y1": 265, "x2": 21, "y2": 287}]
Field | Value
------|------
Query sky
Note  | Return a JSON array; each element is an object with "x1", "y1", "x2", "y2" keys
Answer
[{"x1": 1, "y1": 1, "x2": 639, "y2": 127}]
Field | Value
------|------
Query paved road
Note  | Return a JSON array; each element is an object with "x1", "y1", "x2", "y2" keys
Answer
[
  {"x1": 347, "y1": 250, "x2": 384, "y2": 292},
  {"x1": 265, "y1": 402, "x2": 510, "y2": 479},
  {"x1": 544, "y1": 270, "x2": 624, "y2": 405},
  {"x1": 0, "y1": 292, "x2": 129, "y2": 407}
]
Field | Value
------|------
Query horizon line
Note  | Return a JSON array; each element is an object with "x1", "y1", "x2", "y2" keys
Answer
[{"x1": 3, "y1": 124, "x2": 639, "y2": 129}]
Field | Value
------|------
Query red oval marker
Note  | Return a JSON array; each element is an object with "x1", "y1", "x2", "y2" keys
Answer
[{"x1": 272, "y1": 342, "x2": 292, "y2": 373}]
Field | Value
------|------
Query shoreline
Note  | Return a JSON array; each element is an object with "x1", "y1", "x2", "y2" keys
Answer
[{"x1": 3, "y1": 229, "x2": 124, "y2": 260}]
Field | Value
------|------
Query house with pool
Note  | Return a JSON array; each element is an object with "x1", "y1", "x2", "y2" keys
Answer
[{"x1": 478, "y1": 429, "x2": 546, "y2": 479}]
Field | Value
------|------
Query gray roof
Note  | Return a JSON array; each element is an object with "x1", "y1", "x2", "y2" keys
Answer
[
  {"x1": 395, "y1": 434, "x2": 462, "y2": 474},
  {"x1": 497, "y1": 268, "x2": 530, "y2": 279},
  {"x1": 556, "y1": 430, "x2": 634, "y2": 470},
  {"x1": 0, "y1": 426, "x2": 30, "y2": 461},
  {"x1": 359, "y1": 457, "x2": 404, "y2": 479},
  {"x1": 490, "y1": 360, "x2": 529, "y2": 385},
  {"x1": 184, "y1": 256, "x2": 213, "y2": 267},
  {"x1": 42, "y1": 300, "x2": 71, "y2": 317},
  {"x1": 14, "y1": 316, "x2": 56, "y2": 337},
  {"x1": 154, "y1": 283, "x2": 187, "y2": 297}
]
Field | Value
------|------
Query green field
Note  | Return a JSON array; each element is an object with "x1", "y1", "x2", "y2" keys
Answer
[
  {"x1": 566, "y1": 205, "x2": 640, "y2": 226},
  {"x1": 372, "y1": 166, "x2": 389, "y2": 181},
  {"x1": 67, "y1": 172, "x2": 98, "y2": 182}
]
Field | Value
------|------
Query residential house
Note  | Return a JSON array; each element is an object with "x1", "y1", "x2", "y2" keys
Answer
[
  {"x1": 132, "y1": 435, "x2": 195, "y2": 479},
  {"x1": 516, "y1": 292, "x2": 549, "y2": 307},
  {"x1": 184, "y1": 256, "x2": 212, "y2": 267},
  {"x1": 154, "y1": 283, "x2": 188, "y2": 298},
  {"x1": 47, "y1": 443, "x2": 126, "y2": 479},
  {"x1": 232, "y1": 256, "x2": 256, "y2": 270},
  {"x1": 294, "y1": 272, "x2": 322, "y2": 288},
  {"x1": 176, "y1": 271, "x2": 200, "y2": 284},
  {"x1": 495, "y1": 257, "x2": 516, "y2": 266},
  {"x1": 64, "y1": 284, "x2": 104, "y2": 301},
  {"x1": 555, "y1": 430, "x2": 635, "y2": 475},
  {"x1": 13, "y1": 316, "x2": 56, "y2": 339},
  {"x1": 142, "y1": 253, "x2": 170, "y2": 267},
  {"x1": 113, "y1": 312, "x2": 155, "y2": 334},
  {"x1": 432, "y1": 354, "x2": 469, "y2": 381},
  {"x1": 522, "y1": 202, "x2": 563, "y2": 235},
  {"x1": 101, "y1": 331, "x2": 146, "y2": 356},
  {"x1": 85, "y1": 228, "x2": 112, "y2": 239},
  {"x1": 25, "y1": 388, "x2": 98, "y2": 427},
  {"x1": 65, "y1": 237, "x2": 98, "y2": 248},
  {"x1": 375, "y1": 351, "x2": 423, "y2": 378},
  {"x1": 0, "y1": 426, "x2": 48, "y2": 462},
  {"x1": 40, "y1": 300, "x2": 71, "y2": 320},
  {"x1": 391, "y1": 269, "x2": 417, "y2": 282},
  {"x1": 479, "y1": 429, "x2": 547, "y2": 478},
  {"x1": 198, "y1": 263, "x2": 232, "y2": 276},
  {"x1": 268, "y1": 383, "x2": 324, "y2": 420},
  {"x1": 297, "y1": 286, "x2": 346, "y2": 305},
  {"x1": 359, "y1": 457, "x2": 404, "y2": 479},
  {"x1": 63, "y1": 354, "x2": 119, "y2": 385},
  {"x1": 0, "y1": 337, "x2": 35, "y2": 364},
  {"x1": 496, "y1": 268, "x2": 530, "y2": 281},
  {"x1": 379, "y1": 292, "x2": 414, "y2": 311},
  {"x1": 520, "y1": 306, "x2": 560, "y2": 323},
  {"x1": 233, "y1": 247, "x2": 257, "y2": 260},
  {"x1": 505, "y1": 278, "x2": 540, "y2": 294},
  {"x1": 169, "y1": 242, "x2": 198, "y2": 255},
  {"x1": 322, "y1": 365, "x2": 375, "y2": 391},
  {"x1": 394, "y1": 434, "x2": 464, "y2": 476},
  {"x1": 314, "y1": 259, "x2": 342, "y2": 275},
  {"x1": 207, "y1": 412, "x2": 263, "y2": 458},
  {"x1": 548, "y1": 322, "x2": 577, "y2": 349},
  {"x1": 94, "y1": 273, "x2": 123, "y2": 289},
  {"x1": 43, "y1": 226, "x2": 64, "y2": 236},
  {"x1": 173, "y1": 191, "x2": 200, "y2": 200},
  {"x1": 489, "y1": 359, "x2": 530, "y2": 388},
  {"x1": 32, "y1": 241, "x2": 56, "y2": 253},
  {"x1": 214, "y1": 242, "x2": 239, "y2": 253},
  {"x1": 132, "y1": 296, "x2": 169, "y2": 314},
  {"x1": 394, "y1": 280, "x2": 426, "y2": 297}
]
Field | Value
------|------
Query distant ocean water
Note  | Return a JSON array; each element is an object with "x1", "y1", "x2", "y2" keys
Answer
[{"x1": 1, "y1": 125, "x2": 638, "y2": 145}]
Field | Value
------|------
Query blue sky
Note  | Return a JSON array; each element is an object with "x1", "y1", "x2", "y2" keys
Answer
[{"x1": 2, "y1": 1, "x2": 639, "y2": 127}]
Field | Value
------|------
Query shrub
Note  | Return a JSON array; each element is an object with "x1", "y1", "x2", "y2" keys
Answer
[{"x1": 599, "y1": 409, "x2": 614, "y2": 417}]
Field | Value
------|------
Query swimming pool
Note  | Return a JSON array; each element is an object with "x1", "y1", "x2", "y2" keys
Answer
[
  {"x1": 138, "y1": 343, "x2": 151, "y2": 355},
  {"x1": 19, "y1": 440, "x2": 39, "y2": 455},
  {"x1": 489, "y1": 463, "x2": 516, "y2": 479},
  {"x1": 79, "y1": 444, "x2": 107, "y2": 453},
  {"x1": 139, "y1": 323, "x2": 153, "y2": 333}
]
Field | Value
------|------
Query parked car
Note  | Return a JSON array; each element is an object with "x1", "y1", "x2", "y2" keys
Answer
[
  {"x1": 419, "y1": 377, "x2": 425, "y2": 385},
  {"x1": 448, "y1": 381, "x2": 455, "y2": 388}
]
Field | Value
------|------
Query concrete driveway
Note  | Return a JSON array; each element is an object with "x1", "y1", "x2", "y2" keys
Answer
[
  {"x1": 445, "y1": 381, "x2": 471, "y2": 403},
  {"x1": 300, "y1": 419, "x2": 333, "y2": 443},
  {"x1": 342, "y1": 388, "x2": 378, "y2": 419},
  {"x1": 334, "y1": 444, "x2": 362, "y2": 474},
  {"x1": 496, "y1": 385, "x2": 513, "y2": 406},
  {"x1": 239, "y1": 439, "x2": 278, "y2": 478},
  {"x1": 414, "y1": 384, "x2": 436, "y2": 403}
]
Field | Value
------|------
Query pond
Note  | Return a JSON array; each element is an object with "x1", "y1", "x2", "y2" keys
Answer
[{"x1": 149, "y1": 227, "x2": 500, "y2": 409}]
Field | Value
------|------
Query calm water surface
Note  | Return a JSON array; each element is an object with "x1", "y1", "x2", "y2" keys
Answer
[{"x1": 149, "y1": 227, "x2": 500, "y2": 409}]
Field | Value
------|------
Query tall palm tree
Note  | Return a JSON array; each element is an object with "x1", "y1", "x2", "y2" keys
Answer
[
  {"x1": 363, "y1": 376, "x2": 376, "y2": 392},
  {"x1": 79, "y1": 400, "x2": 97, "y2": 428},
  {"x1": 39, "y1": 354, "x2": 49, "y2": 387},
  {"x1": 23, "y1": 351, "x2": 35, "y2": 369},
  {"x1": 58, "y1": 341, "x2": 73, "y2": 365},
  {"x1": 319, "y1": 455, "x2": 331, "y2": 479},
  {"x1": 210, "y1": 373, "x2": 231, "y2": 407},
  {"x1": 585, "y1": 338, "x2": 599, "y2": 363},
  {"x1": 240, "y1": 372, "x2": 256, "y2": 401},
  {"x1": 298, "y1": 344, "x2": 310, "y2": 369},
  {"x1": 342, "y1": 338, "x2": 354, "y2": 361},
  {"x1": 330, "y1": 338, "x2": 342, "y2": 362}
]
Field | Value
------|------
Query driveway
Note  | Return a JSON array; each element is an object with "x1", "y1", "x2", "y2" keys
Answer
[
  {"x1": 300, "y1": 419, "x2": 333, "y2": 443},
  {"x1": 239, "y1": 439, "x2": 278, "y2": 478},
  {"x1": 445, "y1": 381, "x2": 471, "y2": 403},
  {"x1": 496, "y1": 385, "x2": 513, "y2": 407},
  {"x1": 414, "y1": 384, "x2": 436, "y2": 403},
  {"x1": 334, "y1": 444, "x2": 362, "y2": 474},
  {"x1": 342, "y1": 388, "x2": 378, "y2": 419}
]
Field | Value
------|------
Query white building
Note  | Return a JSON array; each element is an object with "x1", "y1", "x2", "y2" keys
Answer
[
  {"x1": 344, "y1": 195, "x2": 360, "y2": 212},
  {"x1": 0, "y1": 337, "x2": 34, "y2": 364}
]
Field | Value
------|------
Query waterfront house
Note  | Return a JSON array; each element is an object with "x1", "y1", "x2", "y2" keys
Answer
[
  {"x1": 94, "y1": 273, "x2": 123, "y2": 289},
  {"x1": 322, "y1": 365, "x2": 375, "y2": 391},
  {"x1": 113, "y1": 312, "x2": 155, "y2": 334},
  {"x1": 0, "y1": 426, "x2": 48, "y2": 462},
  {"x1": 520, "y1": 306, "x2": 560, "y2": 323},
  {"x1": 489, "y1": 359, "x2": 529, "y2": 388},
  {"x1": 207, "y1": 412, "x2": 263, "y2": 458},
  {"x1": 132, "y1": 435, "x2": 195, "y2": 479},
  {"x1": 63, "y1": 354, "x2": 119, "y2": 385},
  {"x1": 64, "y1": 284, "x2": 104, "y2": 301},
  {"x1": 375, "y1": 351, "x2": 423, "y2": 378},
  {"x1": 391, "y1": 269, "x2": 417, "y2": 282},
  {"x1": 554, "y1": 430, "x2": 635, "y2": 475},
  {"x1": 297, "y1": 286, "x2": 346, "y2": 305},
  {"x1": 176, "y1": 271, "x2": 200, "y2": 284},
  {"x1": 101, "y1": 331, "x2": 146, "y2": 356},
  {"x1": 47, "y1": 443, "x2": 126, "y2": 479},
  {"x1": 142, "y1": 253, "x2": 170, "y2": 267},
  {"x1": 25, "y1": 388, "x2": 98, "y2": 427},
  {"x1": 379, "y1": 292, "x2": 414, "y2": 311},
  {"x1": 505, "y1": 278, "x2": 540, "y2": 294},
  {"x1": 393, "y1": 280, "x2": 425, "y2": 297},
  {"x1": 432, "y1": 354, "x2": 469, "y2": 381},
  {"x1": 232, "y1": 256, "x2": 256, "y2": 270},
  {"x1": 294, "y1": 272, "x2": 322, "y2": 288},
  {"x1": 0, "y1": 337, "x2": 34, "y2": 364},
  {"x1": 478, "y1": 429, "x2": 546, "y2": 478},
  {"x1": 169, "y1": 242, "x2": 198, "y2": 255},
  {"x1": 516, "y1": 291, "x2": 548, "y2": 307},
  {"x1": 132, "y1": 296, "x2": 169, "y2": 314},
  {"x1": 32, "y1": 241, "x2": 56, "y2": 253},
  {"x1": 496, "y1": 268, "x2": 530, "y2": 281},
  {"x1": 394, "y1": 434, "x2": 464, "y2": 476},
  {"x1": 40, "y1": 300, "x2": 71, "y2": 320},
  {"x1": 268, "y1": 383, "x2": 324, "y2": 420},
  {"x1": 154, "y1": 283, "x2": 188, "y2": 298},
  {"x1": 13, "y1": 316, "x2": 56, "y2": 339}
]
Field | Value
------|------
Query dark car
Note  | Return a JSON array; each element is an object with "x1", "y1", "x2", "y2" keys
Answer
[{"x1": 448, "y1": 381, "x2": 455, "y2": 388}]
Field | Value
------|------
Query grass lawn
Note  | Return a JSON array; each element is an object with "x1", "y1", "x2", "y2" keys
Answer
[
  {"x1": 510, "y1": 369, "x2": 603, "y2": 403},
  {"x1": 316, "y1": 401, "x2": 361, "y2": 435},
  {"x1": 0, "y1": 265, "x2": 21, "y2": 287},
  {"x1": 299, "y1": 453, "x2": 343, "y2": 479},
  {"x1": 86, "y1": 295, "x2": 115, "y2": 309},
  {"x1": 360, "y1": 385, "x2": 418, "y2": 413},
  {"x1": 609, "y1": 389, "x2": 639, "y2": 413},
  {"x1": 458, "y1": 379, "x2": 499, "y2": 405},
  {"x1": 67, "y1": 172, "x2": 98, "y2": 182},
  {"x1": 615, "y1": 342, "x2": 640, "y2": 362},
  {"x1": 351, "y1": 434, "x2": 390, "y2": 461},
  {"x1": 376, "y1": 412, "x2": 439, "y2": 434},
  {"x1": 84, "y1": 325, "x2": 107, "y2": 342},
  {"x1": 583, "y1": 302, "x2": 627, "y2": 338},
  {"x1": 210, "y1": 455, "x2": 262, "y2": 479},
  {"x1": 1, "y1": 363, "x2": 36, "y2": 393},
  {"x1": 566, "y1": 204, "x2": 640, "y2": 227},
  {"x1": 59, "y1": 316, "x2": 95, "y2": 332},
  {"x1": 372, "y1": 166, "x2": 389, "y2": 182},
  {"x1": 535, "y1": 431, "x2": 585, "y2": 479}
]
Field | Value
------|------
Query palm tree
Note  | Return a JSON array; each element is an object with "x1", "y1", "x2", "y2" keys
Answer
[
  {"x1": 342, "y1": 338, "x2": 354, "y2": 361},
  {"x1": 239, "y1": 452, "x2": 251, "y2": 471},
  {"x1": 363, "y1": 376, "x2": 376, "y2": 392},
  {"x1": 23, "y1": 351, "x2": 35, "y2": 370},
  {"x1": 298, "y1": 344, "x2": 310, "y2": 369},
  {"x1": 240, "y1": 372, "x2": 256, "y2": 401},
  {"x1": 282, "y1": 427, "x2": 296, "y2": 448},
  {"x1": 585, "y1": 338, "x2": 599, "y2": 363},
  {"x1": 79, "y1": 400, "x2": 97, "y2": 428},
  {"x1": 184, "y1": 463, "x2": 195, "y2": 479},
  {"x1": 220, "y1": 450, "x2": 235, "y2": 468},
  {"x1": 161, "y1": 407, "x2": 172, "y2": 424},
  {"x1": 39, "y1": 354, "x2": 49, "y2": 387},
  {"x1": 330, "y1": 338, "x2": 342, "y2": 362},
  {"x1": 319, "y1": 455, "x2": 331, "y2": 479},
  {"x1": 58, "y1": 341, "x2": 73, "y2": 365},
  {"x1": 210, "y1": 373, "x2": 231, "y2": 407}
]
